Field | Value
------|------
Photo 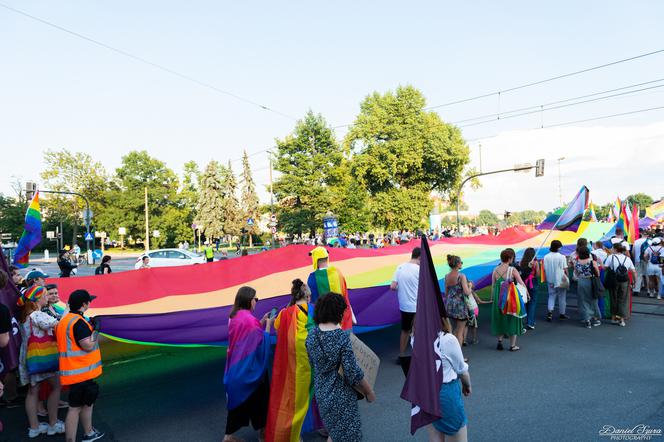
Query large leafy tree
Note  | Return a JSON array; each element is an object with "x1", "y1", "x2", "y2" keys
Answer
[
  {"x1": 477, "y1": 210, "x2": 499, "y2": 226},
  {"x1": 273, "y1": 111, "x2": 344, "y2": 236},
  {"x1": 106, "y1": 150, "x2": 179, "y2": 248},
  {"x1": 240, "y1": 150, "x2": 260, "y2": 244},
  {"x1": 40, "y1": 149, "x2": 108, "y2": 247},
  {"x1": 626, "y1": 193, "x2": 654, "y2": 217},
  {"x1": 345, "y1": 86, "x2": 470, "y2": 229},
  {"x1": 196, "y1": 160, "x2": 225, "y2": 241},
  {"x1": 221, "y1": 161, "x2": 242, "y2": 241}
]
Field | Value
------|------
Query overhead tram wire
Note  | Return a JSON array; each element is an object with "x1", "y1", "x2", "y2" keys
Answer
[
  {"x1": 464, "y1": 105, "x2": 664, "y2": 143},
  {"x1": 450, "y1": 77, "x2": 664, "y2": 125},
  {"x1": 425, "y1": 48, "x2": 664, "y2": 111},
  {"x1": 456, "y1": 83, "x2": 664, "y2": 128},
  {"x1": 0, "y1": 2, "x2": 297, "y2": 121}
]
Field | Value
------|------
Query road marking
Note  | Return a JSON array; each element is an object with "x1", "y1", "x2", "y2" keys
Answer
[{"x1": 106, "y1": 353, "x2": 163, "y2": 367}]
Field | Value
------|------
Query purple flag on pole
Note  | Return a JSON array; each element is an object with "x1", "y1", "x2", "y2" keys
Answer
[{"x1": 400, "y1": 236, "x2": 447, "y2": 434}]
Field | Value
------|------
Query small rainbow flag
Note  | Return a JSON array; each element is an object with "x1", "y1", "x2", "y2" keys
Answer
[{"x1": 13, "y1": 191, "x2": 42, "y2": 268}]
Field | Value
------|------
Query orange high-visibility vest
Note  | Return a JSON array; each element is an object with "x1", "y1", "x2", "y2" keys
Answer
[{"x1": 56, "y1": 312, "x2": 102, "y2": 386}]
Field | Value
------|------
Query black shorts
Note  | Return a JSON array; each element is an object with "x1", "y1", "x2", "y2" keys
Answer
[
  {"x1": 68, "y1": 379, "x2": 99, "y2": 408},
  {"x1": 400, "y1": 311, "x2": 415, "y2": 332}
]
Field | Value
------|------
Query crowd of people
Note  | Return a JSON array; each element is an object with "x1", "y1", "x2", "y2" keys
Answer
[{"x1": 2, "y1": 222, "x2": 662, "y2": 442}]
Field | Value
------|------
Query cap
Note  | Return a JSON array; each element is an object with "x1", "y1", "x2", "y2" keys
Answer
[
  {"x1": 18, "y1": 285, "x2": 46, "y2": 306},
  {"x1": 610, "y1": 237, "x2": 622, "y2": 245},
  {"x1": 653, "y1": 237, "x2": 662, "y2": 245},
  {"x1": 309, "y1": 247, "x2": 329, "y2": 270},
  {"x1": 68, "y1": 289, "x2": 97, "y2": 310},
  {"x1": 25, "y1": 269, "x2": 49, "y2": 281}
]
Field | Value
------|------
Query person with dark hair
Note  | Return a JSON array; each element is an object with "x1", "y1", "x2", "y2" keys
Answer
[
  {"x1": 604, "y1": 243, "x2": 636, "y2": 326},
  {"x1": 57, "y1": 249, "x2": 77, "y2": 278},
  {"x1": 444, "y1": 255, "x2": 472, "y2": 346},
  {"x1": 139, "y1": 255, "x2": 151, "y2": 269},
  {"x1": 224, "y1": 286, "x2": 273, "y2": 442},
  {"x1": 266, "y1": 279, "x2": 321, "y2": 441},
  {"x1": 390, "y1": 247, "x2": 420, "y2": 359},
  {"x1": 491, "y1": 249, "x2": 528, "y2": 351},
  {"x1": 17, "y1": 286, "x2": 64, "y2": 438},
  {"x1": 543, "y1": 240, "x2": 569, "y2": 322},
  {"x1": 518, "y1": 247, "x2": 540, "y2": 330},
  {"x1": 573, "y1": 246, "x2": 602, "y2": 328},
  {"x1": 8, "y1": 265, "x2": 26, "y2": 289},
  {"x1": 305, "y1": 293, "x2": 375, "y2": 442},
  {"x1": 94, "y1": 256, "x2": 112, "y2": 275},
  {"x1": 43, "y1": 284, "x2": 64, "y2": 320}
]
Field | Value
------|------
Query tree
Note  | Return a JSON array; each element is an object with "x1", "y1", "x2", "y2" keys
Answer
[
  {"x1": 0, "y1": 192, "x2": 25, "y2": 242},
  {"x1": 273, "y1": 111, "x2": 344, "y2": 236},
  {"x1": 106, "y1": 151, "x2": 179, "y2": 248},
  {"x1": 369, "y1": 186, "x2": 432, "y2": 231},
  {"x1": 40, "y1": 149, "x2": 108, "y2": 247},
  {"x1": 477, "y1": 210, "x2": 499, "y2": 226},
  {"x1": 345, "y1": 86, "x2": 470, "y2": 229},
  {"x1": 626, "y1": 193, "x2": 654, "y2": 217},
  {"x1": 221, "y1": 161, "x2": 242, "y2": 242},
  {"x1": 196, "y1": 161, "x2": 226, "y2": 241},
  {"x1": 331, "y1": 173, "x2": 372, "y2": 233},
  {"x1": 240, "y1": 151, "x2": 260, "y2": 245}
]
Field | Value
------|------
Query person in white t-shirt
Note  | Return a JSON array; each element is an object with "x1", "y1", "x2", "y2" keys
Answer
[
  {"x1": 632, "y1": 232, "x2": 650, "y2": 295},
  {"x1": 390, "y1": 247, "x2": 420, "y2": 359},
  {"x1": 644, "y1": 237, "x2": 663, "y2": 299},
  {"x1": 604, "y1": 243, "x2": 636, "y2": 326},
  {"x1": 543, "y1": 240, "x2": 569, "y2": 322}
]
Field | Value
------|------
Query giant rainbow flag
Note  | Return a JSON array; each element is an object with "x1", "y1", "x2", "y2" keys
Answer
[{"x1": 46, "y1": 221, "x2": 612, "y2": 347}]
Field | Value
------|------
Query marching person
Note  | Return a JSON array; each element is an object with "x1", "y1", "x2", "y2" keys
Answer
[
  {"x1": 57, "y1": 249, "x2": 78, "y2": 278},
  {"x1": 56, "y1": 290, "x2": 105, "y2": 442},
  {"x1": 307, "y1": 247, "x2": 355, "y2": 330},
  {"x1": 543, "y1": 240, "x2": 569, "y2": 322},
  {"x1": 390, "y1": 247, "x2": 420, "y2": 364}
]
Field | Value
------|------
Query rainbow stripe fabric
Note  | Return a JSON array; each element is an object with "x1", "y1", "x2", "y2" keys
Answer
[
  {"x1": 265, "y1": 303, "x2": 321, "y2": 442},
  {"x1": 537, "y1": 186, "x2": 589, "y2": 231},
  {"x1": 223, "y1": 309, "x2": 270, "y2": 410},
  {"x1": 307, "y1": 267, "x2": 353, "y2": 330},
  {"x1": 48, "y1": 222, "x2": 613, "y2": 347},
  {"x1": 13, "y1": 192, "x2": 42, "y2": 268}
]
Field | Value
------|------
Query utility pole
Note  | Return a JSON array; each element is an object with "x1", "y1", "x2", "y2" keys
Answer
[
  {"x1": 144, "y1": 187, "x2": 150, "y2": 252},
  {"x1": 478, "y1": 143, "x2": 483, "y2": 173},
  {"x1": 557, "y1": 157, "x2": 566, "y2": 206}
]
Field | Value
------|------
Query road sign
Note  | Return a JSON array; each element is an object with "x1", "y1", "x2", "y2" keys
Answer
[
  {"x1": 46, "y1": 231, "x2": 55, "y2": 239},
  {"x1": 153, "y1": 230, "x2": 160, "y2": 238},
  {"x1": 270, "y1": 226, "x2": 277, "y2": 234},
  {"x1": 270, "y1": 214, "x2": 277, "y2": 222},
  {"x1": 82, "y1": 208, "x2": 93, "y2": 223},
  {"x1": 118, "y1": 227, "x2": 126, "y2": 235},
  {"x1": 247, "y1": 218, "x2": 254, "y2": 226},
  {"x1": 92, "y1": 249, "x2": 103, "y2": 260},
  {"x1": 84, "y1": 232, "x2": 94, "y2": 241}
]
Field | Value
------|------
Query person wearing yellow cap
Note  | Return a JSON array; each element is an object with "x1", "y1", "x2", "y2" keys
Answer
[{"x1": 306, "y1": 247, "x2": 354, "y2": 330}]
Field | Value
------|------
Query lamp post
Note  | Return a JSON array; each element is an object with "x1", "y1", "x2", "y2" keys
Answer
[{"x1": 557, "y1": 157, "x2": 566, "y2": 206}]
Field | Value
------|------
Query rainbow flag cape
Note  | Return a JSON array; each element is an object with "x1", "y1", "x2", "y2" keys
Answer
[
  {"x1": 265, "y1": 304, "x2": 321, "y2": 442},
  {"x1": 308, "y1": 266, "x2": 353, "y2": 330},
  {"x1": 223, "y1": 310, "x2": 270, "y2": 410},
  {"x1": 536, "y1": 186, "x2": 589, "y2": 232},
  {"x1": 13, "y1": 191, "x2": 42, "y2": 268}
]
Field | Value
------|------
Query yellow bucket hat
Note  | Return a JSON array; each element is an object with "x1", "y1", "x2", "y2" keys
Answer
[{"x1": 309, "y1": 246, "x2": 329, "y2": 270}]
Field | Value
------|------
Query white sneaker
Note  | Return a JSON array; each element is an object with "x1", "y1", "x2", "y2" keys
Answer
[
  {"x1": 28, "y1": 422, "x2": 48, "y2": 438},
  {"x1": 657, "y1": 295, "x2": 662, "y2": 300},
  {"x1": 47, "y1": 420, "x2": 65, "y2": 435}
]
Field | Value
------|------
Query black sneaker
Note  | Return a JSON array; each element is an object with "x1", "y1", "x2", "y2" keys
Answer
[
  {"x1": 525, "y1": 325, "x2": 535, "y2": 330},
  {"x1": 584, "y1": 320, "x2": 592, "y2": 329},
  {"x1": 546, "y1": 312, "x2": 552, "y2": 322},
  {"x1": 559, "y1": 314, "x2": 568, "y2": 321},
  {"x1": 82, "y1": 429, "x2": 105, "y2": 442}
]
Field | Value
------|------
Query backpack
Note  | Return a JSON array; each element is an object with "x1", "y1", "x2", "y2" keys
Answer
[
  {"x1": 649, "y1": 247, "x2": 661, "y2": 265},
  {"x1": 603, "y1": 258, "x2": 617, "y2": 290},
  {"x1": 639, "y1": 241, "x2": 650, "y2": 261},
  {"x1": 615, "y1": 256, "x2": 629, "y2": 283}
]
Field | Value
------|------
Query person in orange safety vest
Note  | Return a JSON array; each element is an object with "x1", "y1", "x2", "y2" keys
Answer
[{"x1": 56, "y1": 290, "x2": 105, "y2": 442}]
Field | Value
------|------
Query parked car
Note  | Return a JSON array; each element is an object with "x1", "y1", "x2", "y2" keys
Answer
[{"x1": 134, "y1": 248, "x2": 207, "y2": 269}]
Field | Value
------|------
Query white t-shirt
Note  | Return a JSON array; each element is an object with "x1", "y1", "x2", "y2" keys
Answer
[
  {"x1": 603, "y1": 254, "x2": 635, "y2": 271},
  {"x1": 591, "y1": 248, "x2": 607, "y2": 264},
  {"x1": 543, "y1": 252, "x2": 567, "y2": 286},
  {"x1": 434, "y1": 331, "x2": 469, "y2": 382},
  {"x1": 632, "y1": 237, "x2": 649, "y2": 263},
  {"x1": 392, "y1": 262, "x2": 419, "y2": 313}
]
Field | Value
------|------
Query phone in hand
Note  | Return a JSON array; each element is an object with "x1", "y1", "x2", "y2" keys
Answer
[{"x1": 269, "y1": 307, "x2": 278, "y2": 319}]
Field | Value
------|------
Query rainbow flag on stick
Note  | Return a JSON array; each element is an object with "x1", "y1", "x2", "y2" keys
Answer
[{"x1": 13, "y1": 191, "x2": 42, "y2": 268}]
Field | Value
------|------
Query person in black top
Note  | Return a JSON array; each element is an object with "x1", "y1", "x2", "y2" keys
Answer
[
  {"x1": 57, "y1": 249, "x2": 77, "y2": 277},
  {"x1": 94, "y1": 256, "x2": 112, "y2": 275},
  {"x1": 0, "y1": 270, "x2": 12, "y2": 398}
]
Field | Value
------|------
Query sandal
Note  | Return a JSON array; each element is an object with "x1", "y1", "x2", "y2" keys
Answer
[
  {"x1": 510, "y1": 345, "x2": 520, "y2": 352},
  {"x1": 496, "y1": 341, "x2": 504, "y2": 351}
]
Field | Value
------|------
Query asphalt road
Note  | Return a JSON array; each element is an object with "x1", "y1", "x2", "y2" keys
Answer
[{"x1": 2, "y1": 292, "x2": 663, "y2": 442}]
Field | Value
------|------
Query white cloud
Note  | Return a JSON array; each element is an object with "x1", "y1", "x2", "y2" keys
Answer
[{"x1": 463, "y1": 120, "x2": 664, "y2": 212}]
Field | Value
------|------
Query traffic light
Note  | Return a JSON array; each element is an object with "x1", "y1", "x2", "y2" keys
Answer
[
  {"x1": 25, "y1": 182, "x2": 37, "y2": 201},
  {"x1": 535, "y1": 159, "x2": 545, "y2": 177}
]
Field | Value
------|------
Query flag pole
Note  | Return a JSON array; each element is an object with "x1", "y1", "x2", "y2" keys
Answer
[{"x1": 535, "y1": 185, "x2": 587, "y2": 257}]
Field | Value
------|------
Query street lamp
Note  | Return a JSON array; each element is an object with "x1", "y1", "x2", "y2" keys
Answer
[{"x1": 557, "y1": 157, "x2": 566, "y2": 206}]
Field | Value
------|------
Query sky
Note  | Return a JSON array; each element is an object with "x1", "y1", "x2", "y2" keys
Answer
[{"x1": 1, "y1": 0, "x2": 664, "y2": 213}]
